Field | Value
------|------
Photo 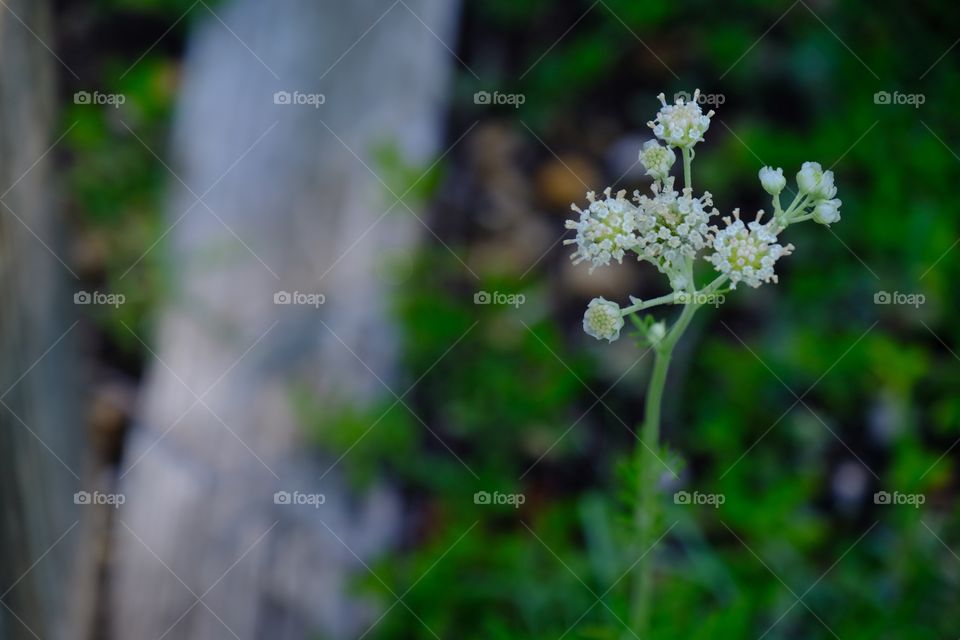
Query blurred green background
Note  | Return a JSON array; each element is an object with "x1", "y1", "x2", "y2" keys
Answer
[{"x1": 65, "y1": 0, "x2": 959, "y2": 637}]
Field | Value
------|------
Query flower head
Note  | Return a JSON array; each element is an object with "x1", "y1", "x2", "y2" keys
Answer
[
  {"x1": 813, "y1": 198, "x2": 842, "y2": 225},
  {"x1": 796, "y1": 162, "x2": 836, "y2": 200},
  {"x1": 707, "y1": 210, "x2": 794, "y2": 288},
  {"x1": 639, "y1": 140, "x2": 676, "y2": 180},
  {"x1": 759, "y1": 166, "x2": 786, "y2": 196},
  {"x1": 648, "y1": 90, "x2": 714, "y2": 148},
  {"x1": 565, "y1": 188, "x2": 640, "y2": 271},
  {"x1": 583, "y1": 297, "x2": 624, "y2": 342},
  {"x1": 632, "y1": 178, "x2": 717, "y2": 287}
]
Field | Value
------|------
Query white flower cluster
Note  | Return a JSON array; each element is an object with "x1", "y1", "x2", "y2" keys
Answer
[
  {"x1": 648, "y1": 90, "x2": 714, "y2": 148},
  {"x1": 633, "y1": 178, "x2": 717, "y2": 290},
  {"x1": 565, "y1": 188, "x2": 639, "y2": 271},
  {"x1": 706, "y1": 210, "x2": 793, "y2": 289},
  {"x1": 567, "y1": 90, "x2": 840, "y2": 343},
  {"x1": 566, "y1": 178, "x2": 717, "y2": 286}
]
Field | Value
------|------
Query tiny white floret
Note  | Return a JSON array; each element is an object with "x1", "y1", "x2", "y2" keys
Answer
[
  {"x1": 812, "y1": 198, "x2": 842, "y2": 225},
  {"x1": 759, "y1": 166, "x2": 786, "y2": 196}
]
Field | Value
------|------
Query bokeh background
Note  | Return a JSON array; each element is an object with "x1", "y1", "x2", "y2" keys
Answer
[{"x1": 1, "y1": 0, "x2": 958, "y2": 638}]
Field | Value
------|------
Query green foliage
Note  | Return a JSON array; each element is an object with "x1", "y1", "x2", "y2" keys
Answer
[
  {"x1": 66, "y1": 55, "x2": 177, "y2": 349},
  {"x1": 309, "y1": 250, "x2": 594, "y2": 488},
  {"x1": 372, "y1": 141, "x2": 446, "y2": 207}
]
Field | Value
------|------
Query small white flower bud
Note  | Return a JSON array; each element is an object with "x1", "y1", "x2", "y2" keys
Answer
[
  {"x1": 814, "y1": 170, "x2": 836, "y2": 200},
  {"x1": 647, "y1": 321, "x2": 666, "y2": 345},
  {"x1": 639, "y1": 140, "x2": 676, "y2": 180},
  {"x1": 796, "y1": 162, "x2": 822, "y2": 194},
  {"x1": 812, "y1": 198, "x2": 842, "y2": 225},
  {"x1": 758, "y1": 166, "x2": 786, "y2": 196},
  {"x1": 582, "y1": 297, "x2": 624, "y2": 343},
  {"x1": 797, "y1": 161, "x2": 836, "y2": 199}
]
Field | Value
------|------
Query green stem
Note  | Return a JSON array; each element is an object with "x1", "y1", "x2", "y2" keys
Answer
[
  {"x1": 629, "y1": 300, "x2": 699, "y2": 638},
  {"x1": 785, "y1": 194, "x2": 811, "y2": 217},
  {"x1": 783, "y1": 190, "x2": 803, "y2": 214},
  {"x1": 682, "y1": 147, "x2": 693, "y2": 191},
  {"x1": 620, "y1": 291, "x2": 679, "y2": 316}
]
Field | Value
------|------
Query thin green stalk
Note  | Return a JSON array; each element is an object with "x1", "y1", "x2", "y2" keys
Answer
[
  {"x1": 627, "y1": 147, "x2": 715, "y2": 637},
  {"x1": 783, "y1": 190, "x2": 803, "y2": 214},
  {"x1": 629, "y1": 299, "x2": 699, "y2": 638},
  {"x1": 620, "y1": 291, "x2": 678, "y2": 316}
]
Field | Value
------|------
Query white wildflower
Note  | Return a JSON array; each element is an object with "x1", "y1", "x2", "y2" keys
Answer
[
  {"x1": 633, "y1": 178, "x2": 717, "y2": 283},
  {"x1": 647, "y1": 90, "x2": 714, "y2": 148},
  {"x1": 759, "y1": 166, "x2": 786, "y2": 196},
  {"x1": 639, "y1": 140, "x2": 676, "y2": 180},
  {"x1": 812, "y1": 198, "x2": 842, "y2": 225},
  {"x1": 707, "y1": 210, "x2": 794, "y2": 289},
  {"x1": 583, "y1": 297, "x2": 624, "y2": 342},
  {"x1": 565, "y1": 188, "x2": 640, "y2": 271}
]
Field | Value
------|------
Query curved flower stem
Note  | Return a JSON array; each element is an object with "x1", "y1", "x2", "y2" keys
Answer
[
  {"x1": 700, "y1": 274, "x2": 729, "y2": 296},
  {"x1": 629, "y1": 298, "x2": 699, "y2": 638},
  {"x1": 774, "y1": 193, "x2": 813, "y2": 231},
  {"x1": 620, "y1": 291, "x2": 679, "y2": 316}
]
